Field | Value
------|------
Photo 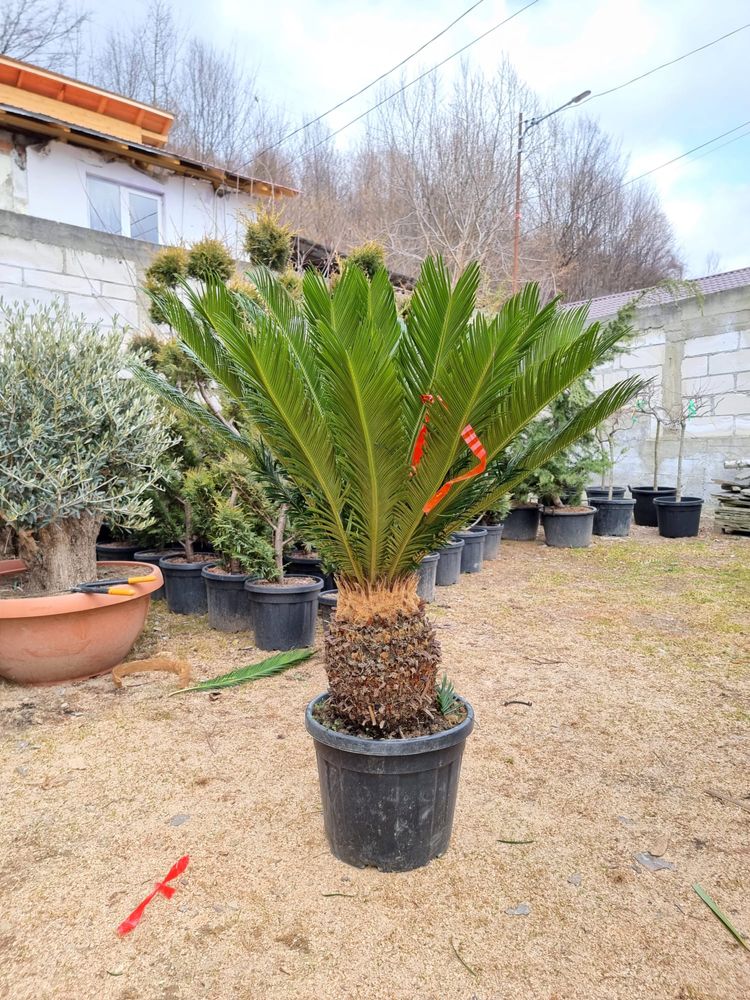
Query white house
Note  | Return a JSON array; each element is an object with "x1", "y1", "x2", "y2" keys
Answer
[{"x1": 0, "y1": 55, "x2": 297, "y2": 328}]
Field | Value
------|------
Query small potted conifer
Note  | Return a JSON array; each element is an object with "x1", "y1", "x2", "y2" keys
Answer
[{"x1": 479, "y1": 496, "x2": 511, "y2": 559}]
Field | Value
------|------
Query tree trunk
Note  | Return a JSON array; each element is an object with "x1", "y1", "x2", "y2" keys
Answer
[
  {"x1": 676, "y1": 421, "x2": 686, "y2": 502},
  {"x1": 652, "y1": 421, "x2": 661, "y2": 490},
  {"x1": 274, "y1": 505, "x2": 287, "y2": 579},
  {"x1": 324, "y1": 578, "x2": 439, "y2": 732},
  {"x1": 607, "y1": 436, "x2": 615, "y2": 500},
  {"x1": 17, "y1": 514, "x2": 101, "y2": 594}
]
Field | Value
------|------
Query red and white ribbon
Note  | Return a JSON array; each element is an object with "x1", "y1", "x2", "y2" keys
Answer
[{"x1": 411, "y1": 394, "x2": 487, "y2": 514}]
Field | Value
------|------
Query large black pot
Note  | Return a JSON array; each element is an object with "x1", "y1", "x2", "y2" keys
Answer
[
  {"x1": 159, "y1": 555, "x2": 216, "y2": 614},
  {"x1": 592, "y1": 498, "x2": 635, "y2": 537},
  {"x1": 245, "y1": 575, "x2": 323, "y2": 650},
  {"x1": 416, "y1": 553, "x2": 439, "y2": 602},
  {"x1": 630, "y1": 485, "x2": 677, "y2": 527},
  {"x1": 586, "y1": 485, "x2": 626, "y2": 501},
  {"x1": 202, "y1": 566, "x2": 253, "y2": 631},
  {"x1": 96, "y1": 540, "x2": 141, "y2": 562},
  {"x1": 541, "y1": 506, "x2": 596, "y2": 548},
  {"x1": 654, "y1": 496, "x2": 704, "y2": 538},
  {"x1": 318, "y1": 590, "x2": 338, "y2": 632},
  {"x1": 454, "y1": 528, "x2": 486, "y2": 573},
  {"x1": 435, "y1": 538, "x2": 464, "y2": 586},
  {"x1": 503, "y1": 505, "x2": 540, "y2": 541},
  {"x1": 133, "y1": 549, "x2": 181, "y2": 600},
  {"x1": 481, "y1": 523, "x2": 505, "y2": 560},
  {"x1": 305, "y1": 693, "x2": 474, "y2": 872}
]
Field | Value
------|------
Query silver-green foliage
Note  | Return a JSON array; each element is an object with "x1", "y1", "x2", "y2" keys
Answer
[{"x1": 0, "y1": 300, "x2": 174, "y2": 532}]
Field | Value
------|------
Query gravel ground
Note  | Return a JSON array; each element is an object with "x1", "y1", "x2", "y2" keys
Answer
[{"x1": 1, "y1": 525, "x2": 748, "y2": 1000}]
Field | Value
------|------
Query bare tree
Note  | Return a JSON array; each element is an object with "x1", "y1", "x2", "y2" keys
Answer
[{"x1": 0, "y1": 0, "x2": 89, "y2": 72}]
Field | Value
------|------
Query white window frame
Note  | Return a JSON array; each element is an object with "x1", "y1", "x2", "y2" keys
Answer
[{"x1": 87, "y1": 174, "x2": 163, "y2": 244}]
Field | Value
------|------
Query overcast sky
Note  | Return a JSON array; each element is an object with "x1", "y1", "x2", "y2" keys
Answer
[{"x1": 95, "y1": 0, "x2": 750, "y2": 277}]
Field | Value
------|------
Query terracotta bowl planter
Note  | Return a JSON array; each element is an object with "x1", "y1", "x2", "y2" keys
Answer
[{"x1": 0, "y1": 561, "x2": 162, "y2": 685}]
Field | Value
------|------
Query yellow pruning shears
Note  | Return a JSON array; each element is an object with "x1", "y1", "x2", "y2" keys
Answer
[{"x1": 72, "y1": 572, "x2": 156, "y2": 596}]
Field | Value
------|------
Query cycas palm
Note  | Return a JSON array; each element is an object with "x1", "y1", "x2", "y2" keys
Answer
[{"x1": 135, "y1": 259, "x2": 646, "y2": 732}]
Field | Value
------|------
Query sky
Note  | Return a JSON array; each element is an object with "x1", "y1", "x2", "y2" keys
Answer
[{"x1": 94, "y1": 0, "x2": 750, "y2": 277}]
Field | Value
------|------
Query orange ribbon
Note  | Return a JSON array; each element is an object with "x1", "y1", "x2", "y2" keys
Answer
[{"x1": 411, "y1": 394, "x2": 487, "y2": 514}]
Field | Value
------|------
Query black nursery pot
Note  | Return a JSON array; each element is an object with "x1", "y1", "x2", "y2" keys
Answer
[
  {"x1": 305, "y1": 694, "x2": 474, "y2": 872},
  {"x1": 416, "y1": 553, "x2": 439, "y2": 603},
  {"x1": 159, "y1": 555, "x2": 216, "y2": 614},
  {"x1": 133, "y1": 549, "x2": 181, "y2": 600},
  {"x1": 454, "y1": 528, "x2": 486, "y2": 573},
  {"x1": 592, "y1": 498, "x2": 636, "y2": 537},
  {"x1": 503, "y1": 504, "x2": 540, "y2": 541},
  {"x1": 541, "y1": 506, "x2": 596, "y2": 548},
  {"x1": 96, "y1": 540, "x2": 141, "y2": 562},
  {"x1": 481, "y1": 523, "x2": 505, "y2": 560},
  {"x1": 586, "y1": 485, "x2": 626, "y2": 501},
  {"x1": 245, "y1": 575, "x2": 324, "y2": 650},
  {"x1": 318, "y1": 590, "x2": 338, "y2": 632},
  {"x1": 202, "y1": 566, "x2": 253, "y2": 632},
  {"x1": 653, "y1": 496, "x2": 704, "y2": 538},
  {"x1": 435, "y1": 538, "x2": 464, "y2": 586},
  {"x1": 630, "y1": 486, "x2": 677, "y2": 527}
]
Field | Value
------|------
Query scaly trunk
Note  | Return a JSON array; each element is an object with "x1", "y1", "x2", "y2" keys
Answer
[
  {"x1": 16, "y1": 514, "x2": 101, "y2": 594},
  {"x1": 324, "y1": 577, "x2": 440, "y2": 732}
]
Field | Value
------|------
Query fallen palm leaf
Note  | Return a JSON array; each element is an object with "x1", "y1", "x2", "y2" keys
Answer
[
  {"x1": 450, "y1": 938, "x2": 477, "y2": 977},
  {"x1": 321, "y1": 892, "x2": 356, "y2": 898},
  {"x1": 497, "y1": 838, "x2": 535, "y2": 845},
  {"x1": 170, "y1": 649, "x2": 313, "y2": 695},
  {"x1": 693, "y1": 883, "x2": 749, "y2": 950}
]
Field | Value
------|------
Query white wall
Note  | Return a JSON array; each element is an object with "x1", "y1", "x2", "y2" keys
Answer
[{"x1": 9, "y1": 139, "x2": 256, "y2": 255}]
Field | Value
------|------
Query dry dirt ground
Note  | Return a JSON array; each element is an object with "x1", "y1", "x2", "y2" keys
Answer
[{"x1": 1, "y1": 525, "x2": 749, "y2": 1000}]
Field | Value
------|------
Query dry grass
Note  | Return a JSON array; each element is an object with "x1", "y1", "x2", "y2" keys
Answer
[{"x1": 0, "y1": 525, "x2": 749, "y2": 1000}]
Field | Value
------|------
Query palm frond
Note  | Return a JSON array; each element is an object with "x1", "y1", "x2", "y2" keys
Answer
[{"x1": 170, "y1": 648, "x2": 314, "y2": 694}]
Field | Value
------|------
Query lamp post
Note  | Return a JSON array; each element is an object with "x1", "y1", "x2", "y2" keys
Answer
[{"x1": 511, "y1": 89, "x2": 591, "y2": 293}]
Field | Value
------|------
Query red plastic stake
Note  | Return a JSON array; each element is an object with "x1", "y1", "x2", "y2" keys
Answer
[{"x1": 116, "y1": 855, "x2": 190, "y2": 936}]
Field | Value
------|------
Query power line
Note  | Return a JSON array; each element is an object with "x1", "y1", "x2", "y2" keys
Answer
[
  {"x1": 288, "y1": 0, "x2": 542, "y2": 165},
  {"x1": 252, "y1": 0, "x2": 490, "y2": 161},
  {"x1": 579, "y1": 21, "x2": 750, "y2": 104}
]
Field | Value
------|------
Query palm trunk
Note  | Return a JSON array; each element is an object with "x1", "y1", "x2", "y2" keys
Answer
[{"x1": 324, "y1": 577, "x2": 439, "y2": 732}]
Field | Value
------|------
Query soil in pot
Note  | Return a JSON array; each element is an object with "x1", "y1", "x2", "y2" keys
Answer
[
  {"x1": 481, "y1": 523, "x2": 504, "y2": 560},
  {"x1": 306, "y1": 693, "x2": 474, "y2": 871},
  {"x1": 654, "y1": 496, "x2": 704, "y2": 538},
  {"x1": 95, "y1": 539, "x2": 141, "y2": 562},
  {"x1": 245, "y1": 575, "x2": 323, "y2": 650},
  {"x1": 541, "y1": 506, "x2": 596, "y2": 548},
  {"x1": 630, "y1": 486, "x2": 677, "y2": 527},
  {"x1": 435, "y1": 538, "x2": 464, "y2": 586},
  {"x1": 503, "y1": 504, "x2": 540, "y2": 541},
  {"x1": 416, "y1": 553, "x2": 439, "y2": 602},
  {"x1": 159, "y1": 554, "x2": 216, "y2": 615},
  {"x1": 592, "y1": 498, "x2": 635, "y2": 537},
  {"x1": 133, "y1": 549, "x2": 180, "y2": 600},
  {"x1": 202, "y1": 564, "x2": 253, "y2": 632},
  {"x1": 453, "y1": 528, "x2": 486, "y2": 573}
]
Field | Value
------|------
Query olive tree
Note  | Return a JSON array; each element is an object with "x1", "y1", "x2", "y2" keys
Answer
[{"x1": 0, "y1": 301, "x2": 173, "y2": 592}]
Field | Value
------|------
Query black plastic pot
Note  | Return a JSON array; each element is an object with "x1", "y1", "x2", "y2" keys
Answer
[
  {"x1": 318, "y1": 590, "x2": 338, "y2": 632},
  {"x1": 481, "y1": 523, "x2": 505, "y2": 560},
  {"x1": 133, "y1": 549, "x2": 181, "y2": 600},
  {"x1": 453, "y1": 528, "x2": 486, "y2": 573},
  {"x1": 202, "y1": 566, "x2": 253, "y2": 632},
  {"x1": 305, "y1": 693, "x2": 474, "y2": 872},
  {"x1": 159, "y1": 555, "x2": 216, "y2": 614},
  {"x1": 592, "y1": 498, "x2": 636, "y2": 537},
  {"x1": 416, "y1": 553, "x2": 439, "y2": 603},
  {"x1": 586, "y1": 485, "x2": 626, "y2": 501},
  {"x1": 541, "y1": 506, "x2": 596, "y2": 548},
  {"x1": 245, "y1": 575, "x2": 324, "y2": 650},
  {"x1": 96, "y1": 540, "x2": 141, "y2": 562},
  {"x1": 435, "y1": 539, "x2": 464, "y2": 586},
  {"x1": 630, "y1": 485, "x2": 677, "y2": 527},
  {"x1": 503, "y1": 505, "x2": 540, "y2": 541},
  {"x1": 653, "y1": 496, "x2": 704, "y2": 538}
]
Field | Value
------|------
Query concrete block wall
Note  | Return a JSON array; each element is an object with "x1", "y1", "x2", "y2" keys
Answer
[{"x1": 592, "y1": 286, "x2": 750, "y2": 503}]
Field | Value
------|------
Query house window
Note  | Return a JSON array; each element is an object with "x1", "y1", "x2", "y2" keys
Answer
[{"x1": 88, "y1": 176, "x2": 161, "y2": 243}]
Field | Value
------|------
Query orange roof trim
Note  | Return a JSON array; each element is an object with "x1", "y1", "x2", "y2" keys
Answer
[{"x1": 0, "y1": 55, "x2": 173, "y2": 147}]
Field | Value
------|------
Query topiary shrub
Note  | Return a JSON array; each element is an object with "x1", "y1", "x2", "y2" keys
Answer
[
  {"x1": 278, "y1": 268, "x2": 303, "y2": 300},
  {"x1": 342, "y1": 241, "x2": 386, "y2": 279},
  {"x1": 145, "y1": 246, "x2": 188, "y2": 288},
  {"x1": 187, "y1": 238, "x2": 235, "y2": 283},
  {"x1": 243, "y1": 209, "x2": 293, "y2": 272},
  {"x1": 0, "y1": 301, "x2": 173, "y2": 592}
]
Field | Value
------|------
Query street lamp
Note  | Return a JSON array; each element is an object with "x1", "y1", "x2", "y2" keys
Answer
[{"x1": 511, "y1": 89, "x2": 591, "y2": 293}]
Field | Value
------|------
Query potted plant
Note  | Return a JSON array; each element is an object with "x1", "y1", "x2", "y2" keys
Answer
[
  {"x1": 479, "y1": 496, "x2": 511, "y2": 559},
  {"x1": 503, "y1": 484, "x2": 541, "y2": 540},
  {"x1": 653, "y1": 394, "x2": 708, "y2": 538},
  {"x1": 629, "y1": 387, "x2": 677, "y2": 525},
  {"x1": 453, "y1": 525, "x2": 487, "y2": 572},
  {"x1": 591, "y1": 409, "x2": 637, "y2": 537},
  {"x1": 536, "y1": 457, "x2": 598, "y2": 549},
  {"x1": 137, "y1": 258, "x2": 644, "y2": 870},
  {"x1": 0, "y1": 302, "x2": 171, "y2": 684},
  {"x1": 434, "y1": 536, "x2": 465, "y2": 586}
]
